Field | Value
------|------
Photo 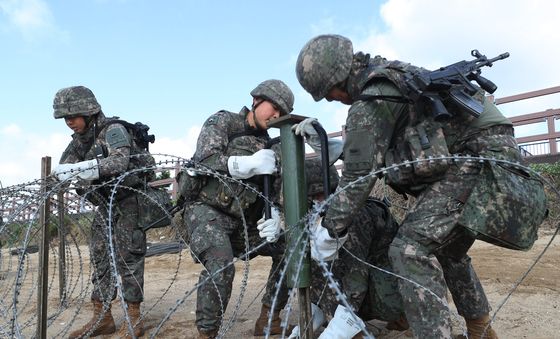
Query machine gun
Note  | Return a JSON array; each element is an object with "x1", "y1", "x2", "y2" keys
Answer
[{"x1": 404, "y1": 49, "x2": 509, "y2": 120}]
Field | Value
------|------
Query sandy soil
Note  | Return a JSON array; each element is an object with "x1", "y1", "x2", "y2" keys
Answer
[{"x1": 8, "y1": 230, "x2": 559, "y2": 338}]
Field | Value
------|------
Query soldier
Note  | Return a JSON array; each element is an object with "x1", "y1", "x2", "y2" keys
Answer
[
  {"x1": 289, "y1": 160, "x2": 407, "y2": 338},
  {"x1": 293, "y1": 35, "x2": 547, "y2": 338},
  {"x1": 51, "y1": 86, "x2": 153, "y2": 338},
  {"x1": 182, "y1": 79, "x2": 294, "y2": 338}
]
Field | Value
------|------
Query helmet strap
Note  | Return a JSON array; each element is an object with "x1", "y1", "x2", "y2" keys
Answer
[
  {"x1": 251, "y1": 98, "x2": 264, "y2": 112},
  {"x1": 249, "y1": 98, "x2": 266, "y2": 129},
  {"x1": 91, "y1": 119, "x2": 97, "y2": 141}
]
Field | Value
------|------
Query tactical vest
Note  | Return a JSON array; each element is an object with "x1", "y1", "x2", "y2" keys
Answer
[
  {"x1": 355, "y1": 62, "x2": 455, "y2": 195},
  {"x1": 179, "y1": 124, "x2": 271, "y2": 221},
  {"x1": 76, "y1": 118, "x2": 157, "y2": 204},
  {"x1": 358, "y1": 62, "x2": 547, "y2": 250}
]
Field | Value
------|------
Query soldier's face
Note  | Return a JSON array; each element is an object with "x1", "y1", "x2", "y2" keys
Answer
[
  {"x1": 252, "y1": 99, "x2": 281, "y2": 129},
  {"x1": 326, "y1": 87, "x2": 352, "y2": 105},
  {"x1": 64, "y1": 116, "x2": 87, "y2": 134}
]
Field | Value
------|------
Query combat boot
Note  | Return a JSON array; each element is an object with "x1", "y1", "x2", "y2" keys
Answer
[
  {"x1": 68, "y1": 300, "x2": 116, "y2": 338},
  {"x1": 117, "y1": 301, "x2": 145, "y2": 338},
  {"x1": 254, "y1": 304, "x2": 291, "y2": 336},
  {"x1": 197, "y1": 328, "x2": 218, "y2": 339},
  {"x1": 464, "y1": 314, "x2": 498, "y2": 339}
]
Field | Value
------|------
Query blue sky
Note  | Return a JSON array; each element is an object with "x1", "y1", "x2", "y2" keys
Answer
[{"x1": 1, "y1": 0, "x2": 560, "y2": 186}]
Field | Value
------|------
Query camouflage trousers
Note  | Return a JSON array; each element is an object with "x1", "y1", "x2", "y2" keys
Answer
[
  {"x1": 90, "y1": 193, "x2": 146, "y2": 303},
  {"x1": 311, "y1": 198, "x2": 403, "y2": 322},
  {"x1": 388, "y1": 161, "x2": 491, "y2": 339},
  {"x1": 184, "y1": 202, "x2": 290, "y2": 333}
]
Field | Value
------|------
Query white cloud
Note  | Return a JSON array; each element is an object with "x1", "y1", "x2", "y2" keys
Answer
[
  {"x1": 150, "y1": 125, "x2": 201, "y2": 163},
  {"x1": 0, "y1": 123, "x2": 69, "y2": 186},
  {"x1": 1, "y1": 123, "x2": 22, "y2": 136},
  {"x1": 0, "y1": 124, "x2": 202, "y2": 187},
  {"x1": 308, "y1": 0, "x2": 560, "y2": 141},
  {"x1": 0, "y1": 0, "x2": 63, "y2": 41},
  {"x1": 355, "y1": 0, "x2": 560, "y2": 98}
]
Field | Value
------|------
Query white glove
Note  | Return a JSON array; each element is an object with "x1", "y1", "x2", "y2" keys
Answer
[
  {"x1": 52, "y1": 159, "x2": 99, "y2": 181},
  {"x1": 227, "y1": 149, "x2": 277, "y2": 179},
  {"x1": 257, "y1": 207, "x2": 282, "y2": 243},
  {"x1": 292, "y1": 117, "x2": 320, "y2": 149},
  {"x1": 288, "y1": 303, "x2": 326, "y2": 338},
  {"x1": 292, "y1": 118, "x2": 343, "y2": 166},
  {"x1": 310, "y1": 217, "x2": 347, "y2": 262},
  {"x1": 318, "y1": 305, "x2": 365, "y2": 339}
]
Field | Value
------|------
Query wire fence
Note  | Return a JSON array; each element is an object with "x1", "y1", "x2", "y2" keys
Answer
[{"x1": 0, "y1": 153, "x2": 558, "y2": 338}]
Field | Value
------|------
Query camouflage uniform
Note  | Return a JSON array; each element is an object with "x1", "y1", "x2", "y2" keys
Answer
[
  {"x1": 320, "y1": 80, "x2": 502, "y2": 336},
  {"x1": 59, "y1": 111, "x2": 150, "y2": 303},
  {"x1": 184, "y1": 107, "x2": 290, "y2": 334},
  {"x1": 310, "y1": 197, "x2": 403, "y2": 322},
  {"x1": 296, "y1": 35, "x2": 546, "y2": 338}
]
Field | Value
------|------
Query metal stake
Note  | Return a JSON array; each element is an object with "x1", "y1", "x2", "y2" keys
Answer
[
  {"x1": 57, "y1": 190, "x2": 67, "y2": 306},
  {"x1": 270, "y1": 114, "x2": 313, "y2": 339},
  {"x1": 37, "y1": 156, "x2": 51, "y2": 339}
]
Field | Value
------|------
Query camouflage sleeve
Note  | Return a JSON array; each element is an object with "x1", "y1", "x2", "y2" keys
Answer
[
  {"x1": 97, "y1": 123, "x2": 132, "y2": 178},
  {"x1": 59, "y1": 138, "x2": 82, "y2": 164},
  {"x1": 194, "y1": 112, "x2": 236, "y2": 172},
  {"x1": 323, "y1": 81, "x2": 404, "y2": 234}
]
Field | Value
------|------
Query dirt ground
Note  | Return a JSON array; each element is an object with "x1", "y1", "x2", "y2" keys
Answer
[
  {"x1": 461, "y1": 230, "x2": 560, "y2": 339},
  {"x1": 11, "y1": 229, "x2": 559, "y2": 338}
]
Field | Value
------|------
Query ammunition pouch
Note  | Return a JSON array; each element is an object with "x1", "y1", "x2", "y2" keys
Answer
[
  {"x1": 385, "y1": 118, "x2": 450, "y2": 195},
  {"x1": 458, "y1": 162, "x2": 548, "y2": 250},
  {"x1": 138, "y1": 186, "x2": 173, "y2": 231},
  {"x1": 176, "y1": 169, "x2": 205, "y2": 203},
  {"x1": 199, "y1": 177, "x2": 260, "y2": 219}
]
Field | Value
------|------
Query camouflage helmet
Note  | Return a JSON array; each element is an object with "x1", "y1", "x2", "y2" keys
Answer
[
  {"x1": 53, "y1": 86, "x2": 101, "y2": 119},
  {"x1": 250, "y1": 79, "x2": 294, "y2": 115},
  {"x1": 305, "y1": 158, "x2": 339, "y2": 196},
  {"x1": 296, "y1": 34, "x2": 354, "y2": 101}
]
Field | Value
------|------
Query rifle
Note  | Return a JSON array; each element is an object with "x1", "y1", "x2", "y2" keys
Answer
[{"x1": 405, "y1": 49, "x2": 509, "y2": 120}]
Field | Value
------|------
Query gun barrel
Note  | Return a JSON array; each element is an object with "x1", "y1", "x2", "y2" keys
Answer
[{"x1": 487, "y1": 52, "x2": 510, "y2": 65}]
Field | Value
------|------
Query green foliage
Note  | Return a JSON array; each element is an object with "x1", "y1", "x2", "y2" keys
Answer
[
  {"x1": 530, "y1": 162, "x2": 560, "y2": 179},
  {"x1": 530, "y1": 162, "x2": 560, "y2": 230},
  {"x1": 156, "y1": 170, "x2": 171, "y2": 180},
  {"x1": 0, "y1": 221, "x2": 26, "y2": 247}
]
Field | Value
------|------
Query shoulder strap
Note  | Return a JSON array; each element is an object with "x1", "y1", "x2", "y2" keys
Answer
[
  {"x1": 93, "y1": 118, "x2": 125, "y2": 138},
  {"x1": 98, "y1": 118, "x2": 155, "y2": 151}
]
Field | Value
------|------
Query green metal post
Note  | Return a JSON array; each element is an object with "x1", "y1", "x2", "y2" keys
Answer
[{"x1": 269, "y1": 114, "x2": 313, "y2": 339}]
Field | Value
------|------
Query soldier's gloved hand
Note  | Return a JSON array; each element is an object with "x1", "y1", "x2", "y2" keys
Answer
[
  {"x1": 292, "y1": 118, "x2": 344, "y2": 166},
  {"x1": 292, "y1": 117, "x2": 321, "y2": 150},
  {"x1": 318, "y1": 304, "x2": 365, "y2": 339},
  {"x1": 257, "y1": 207, "x2": 282, "y2": 243},
  {"x1": 227, "y1": 149, "x2": 277, "y2": 179},
  {"x1": 51, "y1": 159, "x2": 99, "y2": 182},
  {"x1": 310, "y1": 217, "x2": 347, "y2": 261},
  {"x1": 288, "y1": 303, "x2": 325, "y2": 338}
]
